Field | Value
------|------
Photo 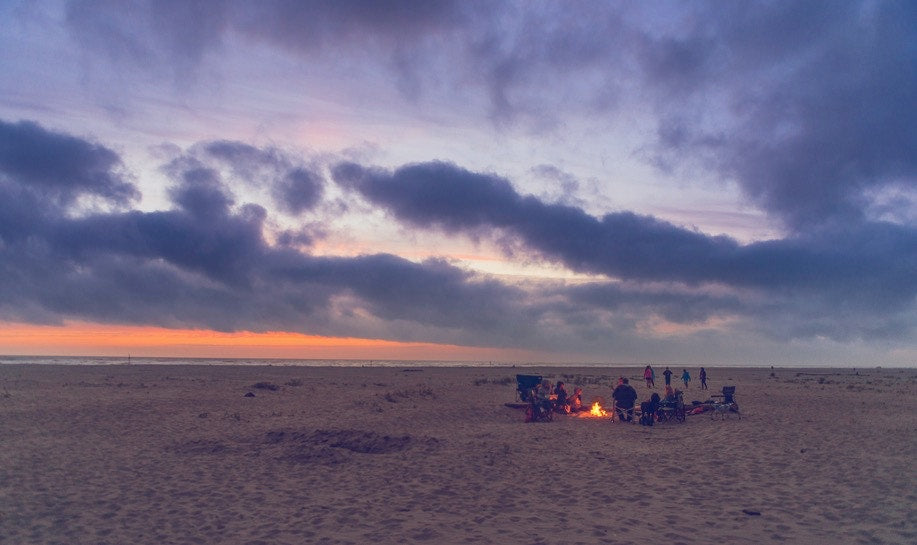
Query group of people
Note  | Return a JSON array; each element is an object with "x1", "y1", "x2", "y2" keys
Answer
[
  {"x1": 643, "y1": 365, "x2": 708, "y2": 390},
  {"x1": 530, "y1": 379, "x2": 585, "y2": 417},
  {"x1": 611, "y1": 377, "x2": 682, "y2": 425},
  {"x1": 526, "y1": 366, "x2": 710, "y2": 424}
]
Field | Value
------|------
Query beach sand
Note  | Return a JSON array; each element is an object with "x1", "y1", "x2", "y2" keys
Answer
[{"x1": 1, "y1": 364, "x2": 914, "y2": 545}]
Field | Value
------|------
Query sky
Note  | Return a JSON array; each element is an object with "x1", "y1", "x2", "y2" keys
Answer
[{"x1": 0, "y1": 0, "x2": 915, "y2": 366}]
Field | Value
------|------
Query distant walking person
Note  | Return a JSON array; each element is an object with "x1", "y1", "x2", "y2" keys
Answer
[
  {"x1": 681, "y1": 369, "x2": 691, "y2": 388},
  {"x1": 699, "y1": 367, "x2": 708, "y2": 390},
  {"x1": 663, "y1": 367, "x2": 673, "y2": 387},
  {"x1": 644, "y1": 365, "x2": 655, "y2": 388}
]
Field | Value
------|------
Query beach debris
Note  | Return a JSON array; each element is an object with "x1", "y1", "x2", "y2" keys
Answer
[
  {"x1": 742, "y1": 509, "x2": 761, "y2": 516},
  {"x1": 252, "y1": 381, "x2": 280, "y2": 391},
  {"x1": 244, "y1": 391, "x2": 255, "y2": 397}
]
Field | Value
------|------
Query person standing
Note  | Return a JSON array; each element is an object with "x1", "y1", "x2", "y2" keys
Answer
[
  {"x1": 663, "y1": 367, "x2": 673, "y2": 387},
  {"x1": 681, "y1": 368, "x2": 691, "y2": 388},
  {"x1": 699, "y1": 367, "x2": 708, "y2": 390},
  {"x1": 644, "y1": 365, "x2": 655, "y2": 388}
]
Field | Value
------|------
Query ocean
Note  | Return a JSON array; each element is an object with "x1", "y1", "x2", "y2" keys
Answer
[
  {"x1": 0, "y1": 355, "x2": 576, "y2": 367},
  {"x1": 0, "y1": 355, "x2": 886, "y2": 368}
]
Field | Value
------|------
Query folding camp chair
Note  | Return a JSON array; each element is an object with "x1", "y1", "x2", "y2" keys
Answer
[
  {"x1": 515, "y1": 374, "x2": 542, "y2": 402},
  {"x1": 710, "y1": 386, "x2": 740, "y2": 419}
]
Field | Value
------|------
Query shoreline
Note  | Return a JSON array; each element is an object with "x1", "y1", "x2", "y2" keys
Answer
[{"x1": 1, "y1": 355, "x2": 910, "y2": 370}]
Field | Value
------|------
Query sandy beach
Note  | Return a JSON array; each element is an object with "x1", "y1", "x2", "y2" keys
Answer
[{"x1": 1, "y1": 364, "x2": 914, "y2": 545}]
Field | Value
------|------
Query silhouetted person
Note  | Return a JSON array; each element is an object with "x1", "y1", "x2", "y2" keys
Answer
[
  {"x1": 612, "y1": 378, "x2": 638, "y2": 422},
  {"x1": 554, "y1": 381, "x2": 569, "y2": 412},
  {"x1": 640, "y1": 392, "x2": 661, "y2": 426}
]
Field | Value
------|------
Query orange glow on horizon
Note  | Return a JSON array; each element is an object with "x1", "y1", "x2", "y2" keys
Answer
[{"x1": 0, "y1": 321, "x2": 546, "y2": 361}]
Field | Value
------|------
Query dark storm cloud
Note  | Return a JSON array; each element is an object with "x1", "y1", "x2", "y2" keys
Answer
[
  {"x1": 332, "y1": 160, "x2": 520, "y2": 232},
  {"x1": 0, "y1": 119, "x2": 913, "y2": 353},
  {"x1": 641, "y1": 1, "x2": 917, "y2": 229},
  {"x1": 267, "y1": 252, "x2": 530, "y2": 343},
  {"x1": 0, "y1": 119, "x2": 535, "y2": 346},
  {"x1": 0, "y1": 119, "x2": 139, "y2": 207},
  {"x1": 563, "y1": 281, "x2": 744, "y2": 327},
  {"x1": 198, "y1": 140, "x2": 325, "y2": 215},
  {"x1": 333, "y1": 160, "x2": 917, "y2": 325},
  {"x1": 333, "y1": 160, "x2": 735, "y2": 284},
  {"x1": 164, "y1": 158, "x2": 235, "y2": 218},
  {"x1": 273, "y1": 168, "x2": 324, "y2": 216}
]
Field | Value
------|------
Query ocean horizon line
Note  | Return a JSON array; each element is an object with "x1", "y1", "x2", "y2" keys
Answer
[{"x1": 0, "y1": 355, "x2": 909, "y2": 369}]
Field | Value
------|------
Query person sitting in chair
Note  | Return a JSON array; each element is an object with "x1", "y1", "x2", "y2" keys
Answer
[
  {"x1": 534, "y1": 380, "x2": 554, "y2": 416},
  {"x1": 640, "y1": 392, "x2": 661, "y2": 426},
  {"x1": 569, "y1": 387, "x2": 584, "y2": 412},
  {"x1": 612, "y1": 378, "x2": 638, "y2": 422},
  {"x1": 554, "y1": 381, "x2": 570, "y2": 413},
  {"x1": 664, "y1": 384, "x2": 675, "y2": 401}
]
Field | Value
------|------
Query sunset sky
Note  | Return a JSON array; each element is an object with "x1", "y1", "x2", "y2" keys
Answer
[{"x1": 0, "y1": 1, "x2": 914, "y2": 365}]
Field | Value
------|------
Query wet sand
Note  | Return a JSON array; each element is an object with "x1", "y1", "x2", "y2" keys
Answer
[{"x1": 1, "y1": 364, "x2": 915, "y2": 544}]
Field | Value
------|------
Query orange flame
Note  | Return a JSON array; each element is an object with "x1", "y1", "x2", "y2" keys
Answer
[{"x1": 589, "y1": 402, "x2": 607, "y2": 417}]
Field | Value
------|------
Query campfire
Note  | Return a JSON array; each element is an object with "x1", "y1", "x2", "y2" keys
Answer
[{"x1": 577, "y1": 401, "x2": 609, "y2": 418}]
